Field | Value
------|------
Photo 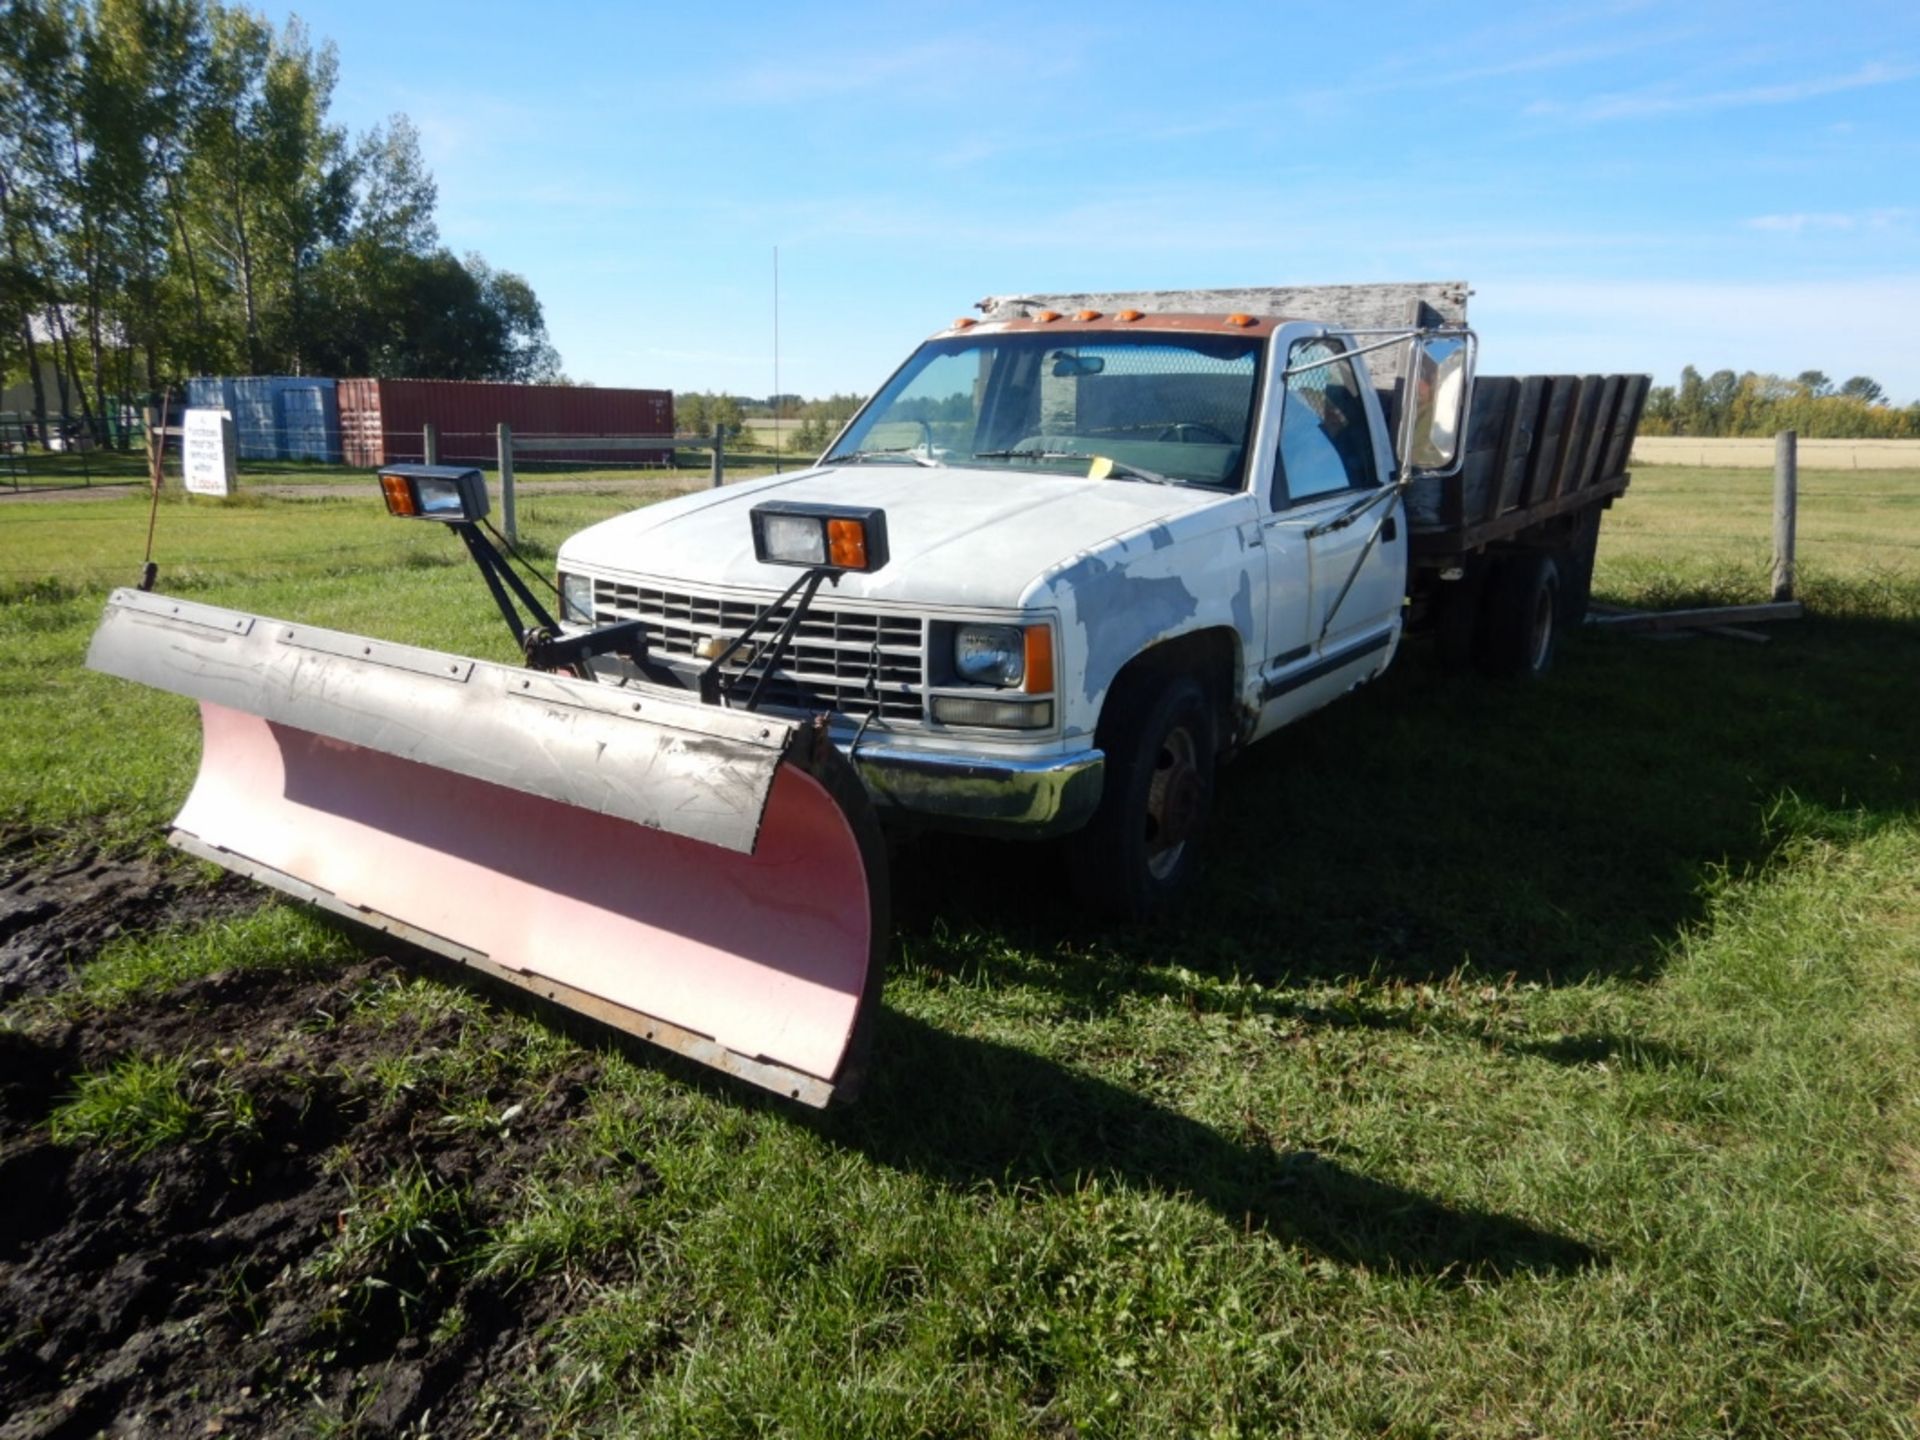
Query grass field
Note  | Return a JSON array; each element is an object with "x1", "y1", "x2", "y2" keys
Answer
[{"x1": 2, "y1": 465, "x2": 1919, "y2": 1435}]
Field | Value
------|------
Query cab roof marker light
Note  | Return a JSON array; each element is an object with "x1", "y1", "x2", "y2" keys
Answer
[
  {"x1": 1035, "y1": 309, "x2": 1061, "y2": 322},
  {"x1": 1117, "y1": 309, "x2": 1145, "y2": 321},
  {"x1": 952, "y1": 316, "x2": 976, "y2": 329},
  {"x1": 1076, "y1": 309, "x2": 1102, "y2": 322},
  {"x1": 1226, "y1": 313, "x2": 1256, "y2": 327}
]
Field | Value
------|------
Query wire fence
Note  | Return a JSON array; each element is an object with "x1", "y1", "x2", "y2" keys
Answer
[{"x1": 2, "y1": 416, "x2": 812, "y2": 497}]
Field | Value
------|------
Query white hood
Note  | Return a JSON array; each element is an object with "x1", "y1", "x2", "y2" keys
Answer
[{"x1": 559, "y1": 464, "x2": 1236, "y2": 607}]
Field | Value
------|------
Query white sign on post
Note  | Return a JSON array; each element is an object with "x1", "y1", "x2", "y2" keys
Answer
[{"x1": 182, "y1": 408, "x2": 238, "y2": 497}]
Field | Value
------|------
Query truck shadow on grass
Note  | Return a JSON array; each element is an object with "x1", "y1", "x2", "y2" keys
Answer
[
  {"x1": 810, "y1": 1010, "x2": 1598, "y2": 1281},
  {"x1": 895, "y1": 616, "x2": 1920, "y2": 993}
]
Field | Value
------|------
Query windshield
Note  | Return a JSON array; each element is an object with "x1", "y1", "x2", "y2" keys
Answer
[{"x1": 827, "y1": 330, "x2": 1265, "y2": 488}]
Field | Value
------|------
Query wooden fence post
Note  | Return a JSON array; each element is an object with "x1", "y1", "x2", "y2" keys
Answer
[
  {"x1": 142, "y1": 407, "x2": 162, "y2": 488},
  {"x1": 1772, "y1": 430, "x2": 1797, "y2": 603},
  {"x1": 710, "y1": 424, "x2": 725, "y2": 489},
  {"x1": 497, "y1": 422, "x2": 516, "y2": 543},
  {"x1": 422, "y1": 423, "x2": 439, "y2": 465}
]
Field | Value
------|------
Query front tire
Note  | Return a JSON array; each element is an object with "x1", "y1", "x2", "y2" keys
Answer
[{"x1": 1067, "y1": 674, "x2": 1216, "y2": 921}]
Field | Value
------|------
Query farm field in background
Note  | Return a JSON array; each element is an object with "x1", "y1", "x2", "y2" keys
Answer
[{"x1": 1, "y1": 466, "x2": 1918, "y2": 1435}]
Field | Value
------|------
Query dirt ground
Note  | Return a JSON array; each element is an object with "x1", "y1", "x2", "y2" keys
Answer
[
  {"x1": 0, "y1": 841, "x2": 620, "y2": 1437},
  {"x1": 0, "y1": 839, "x2": 255, "y2": 1005}
]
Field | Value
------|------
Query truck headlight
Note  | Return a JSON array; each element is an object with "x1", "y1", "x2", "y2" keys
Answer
[
  {"x1": 560, "y1": 572, "x2": 594, "y2": 624},
  {"x1": 954, "y1": 624, "x2": 1024, "y2": 686}
]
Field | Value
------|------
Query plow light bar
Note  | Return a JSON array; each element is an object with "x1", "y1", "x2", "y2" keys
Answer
[
  {"x1": 750, "y1": 502, "x2": 890, "y2": 573},
  {"x1": 379, "y1": 464, "x2": 489, "y2": 523}
]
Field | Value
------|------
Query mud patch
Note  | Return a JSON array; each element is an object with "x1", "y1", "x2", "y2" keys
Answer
[
  {"x1": 0, "y1": 833, "x2": 257, "y2": 1004},
  {"x1": 0, "y1": 965, "x2": 612, "y2": 1436},
  {"x1": 0, "y1": 922, "x2": 628, "y2": 1434}
]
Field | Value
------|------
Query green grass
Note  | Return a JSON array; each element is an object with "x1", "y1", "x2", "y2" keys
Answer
[
  {"x1": 303, "y1": 1161, "x2": 471, "y2": 1333},
  {"x1": 43, "y1": 904, "x2": 364, "y2": 1011},
  {"x1": 1598, "y1": 463, "x2": 1920, "y2": 616},
  {"x1": 5, "y1": 465, "x2": 1920, "y2": 1434},
  {"x1": 49, "y1": 1052, "x2": 258, "y2": 1154}
]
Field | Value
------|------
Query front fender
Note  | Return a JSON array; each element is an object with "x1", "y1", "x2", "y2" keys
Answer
[{"x1": 1025, "y1": 505, "x2": 1263, "y2": 741}]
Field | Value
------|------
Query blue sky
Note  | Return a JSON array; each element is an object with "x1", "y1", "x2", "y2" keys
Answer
[{"x1": 286, "y1": 1, "x2": 1919, "y2": 401}]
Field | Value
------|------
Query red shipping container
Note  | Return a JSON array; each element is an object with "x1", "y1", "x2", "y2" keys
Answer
[{"x1": 336, "y1": 378, "x2": 674, "y2": 468}]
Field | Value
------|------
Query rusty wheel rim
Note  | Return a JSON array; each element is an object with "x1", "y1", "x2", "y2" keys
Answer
[{"x1": 1144, "y1": 723, "x2": 1202, "y2": 882}]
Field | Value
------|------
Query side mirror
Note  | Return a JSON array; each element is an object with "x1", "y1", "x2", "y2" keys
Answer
[{"x1": 1400, "y1": 331, "x2": 1476, "y2": 476}]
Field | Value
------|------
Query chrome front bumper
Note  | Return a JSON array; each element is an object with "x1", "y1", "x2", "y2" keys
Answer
[{"x1": 847, "y1": 742, "x2": 1105, "y2": 840}]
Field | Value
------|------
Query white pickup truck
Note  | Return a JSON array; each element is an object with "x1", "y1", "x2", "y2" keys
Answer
[
  {"x1": 552, "y1": 282, "x2": 1651, "y2": 918},
  {"x1": 88, "y1": 280, "x2": 1651, "y2": 1099}
]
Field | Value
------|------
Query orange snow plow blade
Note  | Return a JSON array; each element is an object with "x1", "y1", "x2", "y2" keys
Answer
[{"x1": 87, "y1": 589, "x2": 887, "y2": 1105}]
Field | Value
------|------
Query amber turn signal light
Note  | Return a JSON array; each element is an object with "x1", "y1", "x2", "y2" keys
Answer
[
  {"x1": 380, "y1": 472, "x2": 417, "y2": 517},
  {"x1": 377, "y1": 465, "x2": 489, "y2": 523},
  {"x1": 1022, "y1": 624, "x2": 1055, "y2": 695},
  {"x1": 827, "y1": 518, "x2": 869, "y2": 570}
]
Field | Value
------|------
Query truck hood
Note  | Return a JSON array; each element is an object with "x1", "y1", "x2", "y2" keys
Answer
[{"x1": 558, "y1": 464, "x2": 1237, "y2": 607}]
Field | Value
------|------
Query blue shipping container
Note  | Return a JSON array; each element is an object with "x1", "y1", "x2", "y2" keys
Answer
[{"x1": 185, "y1": 376, "x2": 341, "y2": 463}]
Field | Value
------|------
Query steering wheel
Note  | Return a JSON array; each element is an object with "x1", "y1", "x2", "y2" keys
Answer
[{"x1": 1157, "y1": 422, "x2": 1234, "y2": 444}]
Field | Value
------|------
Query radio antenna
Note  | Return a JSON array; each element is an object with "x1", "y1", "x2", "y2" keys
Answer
[{"x1": 772, "y1": 244, "x2": 781, "y2": 474}]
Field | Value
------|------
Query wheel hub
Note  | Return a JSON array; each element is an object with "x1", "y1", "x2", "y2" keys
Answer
[
  {"x1": 1144, "y1": 724, "x2": 1202, "y2": 879},
  {"x1": 1528, "y1": 585, "x2": 1554, "y2": 671}
]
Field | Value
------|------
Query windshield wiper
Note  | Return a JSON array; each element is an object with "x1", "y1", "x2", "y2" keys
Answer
[
  {"x1": 972, "y1": 449, "x2": 1178, "y2": 485},
  {"x1": 1092, "y1": 456, "x2": 1177, "y2": 486},
  {"x1": 825, "y1": 447, "x2": 942, "y2": 468}
]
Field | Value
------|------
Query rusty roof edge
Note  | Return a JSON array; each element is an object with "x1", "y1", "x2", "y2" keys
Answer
[{"x1": 973, "y1": 282, "x2": 1471, "y2": 331}]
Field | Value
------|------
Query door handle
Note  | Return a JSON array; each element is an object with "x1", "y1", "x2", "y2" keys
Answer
[{"x1": 1381, "y1": 515, "x2": 1398, "y2": 543}]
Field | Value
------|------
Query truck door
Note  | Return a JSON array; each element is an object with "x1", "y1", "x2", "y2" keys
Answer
[{"x1": 1257, "y1": 335, "x2": 1406, "y2": 725}]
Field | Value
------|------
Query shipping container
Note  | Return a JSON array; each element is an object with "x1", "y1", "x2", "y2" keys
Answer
[
  {"x1": 185, "y1": 376, "x2": 340, "y2": 462},
  {"x1": 335, "y1": 379, "x2": 674, "y2": 468}
]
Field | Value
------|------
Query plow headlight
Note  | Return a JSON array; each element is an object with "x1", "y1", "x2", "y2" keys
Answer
[
  {"x1": 750, "y1": 502, "x2": 889, "y2": 572},
  {"x1": 378, "y1": 464, "x2": 489, "y2": 523}
]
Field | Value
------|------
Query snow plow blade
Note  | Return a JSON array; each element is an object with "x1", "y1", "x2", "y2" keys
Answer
[{"x1": 86, "y1": 588, "x2": 887, "y2": 1106}]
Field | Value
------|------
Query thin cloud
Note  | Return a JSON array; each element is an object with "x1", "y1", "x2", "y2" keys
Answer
[
  {"x1": 1745, "y1": 208, "x2": 1913, "y2": 233},
  {"x1": 721, "y1": 34, "x2": 1079, "y2": 104},
  {"x1": 1288, "y1": 27, "x2": 1694, "y2": 112},
  {"x1": 1528, "y1": 60, "x2": 1918, "y2": 122}
]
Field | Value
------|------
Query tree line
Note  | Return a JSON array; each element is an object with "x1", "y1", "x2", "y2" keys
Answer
[
  {"x1": 1641, "y1": 367, "x2": 1919, "y2": 439},
  {"x1": 0, "y1": 0, "x2": 560, "y2": 449},
  {"x1": 687, "y1": 369, "x2": 1920, "y2": 454},
  {"x1": 675, "y1": 390, "x2": 867, "y2": 451}
]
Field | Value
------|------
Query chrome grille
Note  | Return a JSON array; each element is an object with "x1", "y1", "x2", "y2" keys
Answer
[{"x1": 589, "y1": 579, "x2": 925, "y2": 721}]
